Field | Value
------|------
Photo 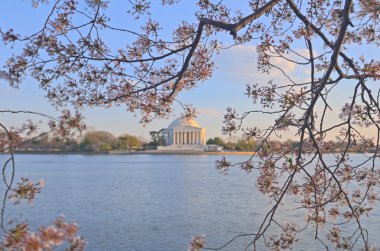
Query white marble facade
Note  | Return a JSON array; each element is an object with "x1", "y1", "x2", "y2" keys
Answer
[{"x1": 157, "y1": 118, "x2": 206, "y2": 151}]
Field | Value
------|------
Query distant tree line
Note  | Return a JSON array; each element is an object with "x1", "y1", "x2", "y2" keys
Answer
[
  {"x1": 12, "y1": 130, "x2": 145, "y2": 153},
  {"x1": 6, "y1": 129, "x2": 168, "y2": 153},
  {"x1": 206, "y1": 137, "x2": 374, "y2": 153},
  {"x1": 8, "y1": 130, "x2": 373, "y2": 153},
  {"x1": 206, "y1": 137, "x2": 258, "y2": 151}
]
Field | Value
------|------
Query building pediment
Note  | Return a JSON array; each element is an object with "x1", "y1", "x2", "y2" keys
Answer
[{"x1": 172, "y1": 125, "x2": 202, "y2": 131}]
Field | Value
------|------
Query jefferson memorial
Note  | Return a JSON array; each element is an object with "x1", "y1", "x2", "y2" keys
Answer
[{"x1": 157, "y1": 117, "x2": 206, "y2": 151}]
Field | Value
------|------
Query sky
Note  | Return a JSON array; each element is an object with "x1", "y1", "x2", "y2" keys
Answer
[{"x1": 0, "y1": 0, "x2": 376, "y2": 142}]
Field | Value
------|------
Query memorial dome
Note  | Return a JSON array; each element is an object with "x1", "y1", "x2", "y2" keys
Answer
[{"x1": 168, "y1": 117, "x2": 201, "y2": 129}]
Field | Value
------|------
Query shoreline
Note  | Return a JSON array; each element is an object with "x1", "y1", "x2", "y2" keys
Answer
[
  {"x1": 3, "y1": 150, "x2": 256, "y2": 156},
  {"x1": 111, "y1": 150, "x2": 256, "y2": 155},
  {"x1": 3, "y1": 150, "x2": 373, "y2": 155}
]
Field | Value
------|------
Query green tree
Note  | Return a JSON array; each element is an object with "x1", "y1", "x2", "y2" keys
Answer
[
  {"x1": 126, "y1": 134, "x2": 141, "y2": 149},
  {"x1": 206, "y1": 137, "x2": 226, "y2": 147},
  {"x1": 223, "y1": 141, "x2": 236, "y2": 151},
  {"x1": 80, "y1": 131, "x2": 117, "y2": 152},
  {"x1": 117, "y1": 136, "x2": 130, "y2": 150},
  {"x1": 235, "y1": 138, "x2": 256, "y2": 152},
  {"x1": 148, "y1": 131, "x2": 165, "y2": 147},
  {"x1": 99, "y1": 143, "x2": 112, "y2": 152},
  {"x1": 117, "y1": 134, "x2": 141, "y2": 150}
]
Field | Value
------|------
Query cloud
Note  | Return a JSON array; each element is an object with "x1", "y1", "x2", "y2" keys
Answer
[
  {"x1": 270, "y1": 56, "x2": 296, "y2": 72},
  {"x1": 197, "y1": 107, "x2": 220, "y2": 117},
  {"x1": 213, "y1": 45, "x2": 312, "y2": 86}
]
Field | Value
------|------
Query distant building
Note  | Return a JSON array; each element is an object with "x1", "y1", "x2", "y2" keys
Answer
[
  {"x1": 206, "y1": 144, "x2": 224, "y2": 152},
  {"x1": 157, "y1": 117, "x2": 206, "y2": 151}
]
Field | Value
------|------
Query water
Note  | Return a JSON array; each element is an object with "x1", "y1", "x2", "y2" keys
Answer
[{"x1": 1, "y1": 154, "x2": 379, "y2": 250}]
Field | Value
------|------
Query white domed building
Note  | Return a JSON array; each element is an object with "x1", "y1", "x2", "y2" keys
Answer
[{"x1": 157, "y1": 117, "x2": 206, "y2": 151}]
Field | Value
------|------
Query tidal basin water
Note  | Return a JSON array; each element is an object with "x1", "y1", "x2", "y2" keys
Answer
[{"x1": 2, "y1": 154, "x2": 380, "y2": 250}]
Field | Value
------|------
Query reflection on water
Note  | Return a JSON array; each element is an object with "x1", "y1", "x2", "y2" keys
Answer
[{"x1": 1, "y1": 154, "x2": 379, "y2": 250}]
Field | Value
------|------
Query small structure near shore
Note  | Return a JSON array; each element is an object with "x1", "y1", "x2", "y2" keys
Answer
[
  {"x1": 205, "y1": 144, "x2": 224, "y2": 152},
  {"x1": 157, "y1": 117, "x2": 206, "y2": 151}
]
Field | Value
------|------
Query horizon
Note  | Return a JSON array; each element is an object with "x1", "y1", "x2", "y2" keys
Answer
[{"x1": 1, "y1": 1, "x2": 377, "y2": 142}]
